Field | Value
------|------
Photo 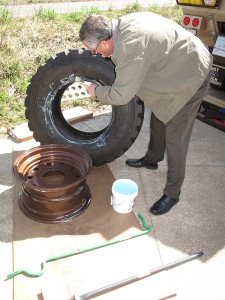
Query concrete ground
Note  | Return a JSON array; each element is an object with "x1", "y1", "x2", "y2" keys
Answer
[
  {"x1": 0, "y1": 106, "x2": 225, "y2": 299},
  {"x1": 1, "y1": 0, "x2": 225, "y2": 299}
]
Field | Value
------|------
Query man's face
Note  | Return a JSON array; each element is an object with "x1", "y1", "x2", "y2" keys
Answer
[{"x1": 83, "y1": 39, "x2": 114, "y2": 57}]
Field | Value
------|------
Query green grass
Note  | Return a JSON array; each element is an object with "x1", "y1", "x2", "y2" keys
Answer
[{"x1": 0, "y1": 5, "x2": 183, "y2": 129}]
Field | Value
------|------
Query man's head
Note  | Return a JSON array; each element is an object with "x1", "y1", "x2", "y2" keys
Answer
[{"x1": 79, "y1": 14, "x2": 114, "y2": 57}]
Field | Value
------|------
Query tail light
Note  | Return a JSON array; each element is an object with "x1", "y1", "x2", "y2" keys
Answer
[{"x1": 182, "y1": 15, "x2": 202, "y2": 30}]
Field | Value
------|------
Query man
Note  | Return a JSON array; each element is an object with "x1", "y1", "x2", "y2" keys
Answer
[{"x1": 79, "y1": 12, "x2": 213, "y2": 215}]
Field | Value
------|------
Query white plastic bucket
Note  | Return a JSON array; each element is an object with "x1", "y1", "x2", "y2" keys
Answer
[{"x1": 111, "y1": 179, "x2": 138, "y2": 213}]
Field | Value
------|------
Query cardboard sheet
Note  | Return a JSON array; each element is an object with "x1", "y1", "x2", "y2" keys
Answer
[{"x1": 12, "y1": 151, "x2": 176, "y2": 300}]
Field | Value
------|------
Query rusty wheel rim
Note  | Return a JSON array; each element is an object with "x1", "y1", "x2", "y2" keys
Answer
[{"x1": 13, "y1": 144, "x2": 92, "y2": 223}]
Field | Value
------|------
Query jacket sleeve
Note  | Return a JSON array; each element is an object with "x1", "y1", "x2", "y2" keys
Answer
[{"x1": 95, "y1": 39, "x2": 150, "y2": 105}]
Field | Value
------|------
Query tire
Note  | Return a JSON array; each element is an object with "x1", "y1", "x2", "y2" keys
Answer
[{"x1": 25, "y1": 49, "x2": 145, "y2": 166}]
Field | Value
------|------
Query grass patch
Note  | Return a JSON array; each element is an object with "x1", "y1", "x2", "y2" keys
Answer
[
  {"x1": 0, "y1": 4, "x2": 183, "y2": 129},
  {"x1": 36, "y1": 8, "x2": 58, "y2": 20}
]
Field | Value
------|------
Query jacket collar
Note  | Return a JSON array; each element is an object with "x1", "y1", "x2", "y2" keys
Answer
[{"x1": 111, "y1": 19, "x2": 118, "y2": 45}]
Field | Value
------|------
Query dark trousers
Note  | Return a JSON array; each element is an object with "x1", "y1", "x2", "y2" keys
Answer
[{"x1": 144, "y1": 72, "x2": 211, "y2": 198}]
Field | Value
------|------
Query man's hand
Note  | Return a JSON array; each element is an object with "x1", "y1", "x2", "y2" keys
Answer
[{"x1": 84, "y1": 84, "x2": 97, "y2": 97}]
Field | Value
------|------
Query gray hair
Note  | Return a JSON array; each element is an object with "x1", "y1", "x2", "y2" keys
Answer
[{"x1": 79, "y1": 14, "x2": 112, "y2": 48}]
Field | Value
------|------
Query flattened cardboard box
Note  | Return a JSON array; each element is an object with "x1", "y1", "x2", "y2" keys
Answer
[{"x1": 12, "y1": 151, "x2": 175, "y2": 300}]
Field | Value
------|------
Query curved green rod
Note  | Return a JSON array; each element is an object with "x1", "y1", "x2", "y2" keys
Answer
[{"x1": 7, "y1": 213, "x2": 151, "y2": 279}]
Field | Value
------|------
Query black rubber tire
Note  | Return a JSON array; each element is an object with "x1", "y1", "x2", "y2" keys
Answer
[{"x1": 25, "y1": 49, "x2": 144, "y2": 166}]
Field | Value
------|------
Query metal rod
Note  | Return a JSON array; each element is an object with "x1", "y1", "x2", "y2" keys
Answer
[{"x1": 75, "y1": 252, "x2": 204, "y2": 300}]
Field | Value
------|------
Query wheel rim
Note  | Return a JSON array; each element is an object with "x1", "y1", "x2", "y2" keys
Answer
[{"x1": 13, "y1": 144, "x2": 92, "y2": 223}]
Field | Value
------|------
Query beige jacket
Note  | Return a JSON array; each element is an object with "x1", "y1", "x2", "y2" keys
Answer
[{"x1": 95, "y1": 12, "x2": 213, "y2": 124}]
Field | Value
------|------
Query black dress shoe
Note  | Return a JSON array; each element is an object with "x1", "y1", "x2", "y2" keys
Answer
[
  {"x1": 126, "y1": 158, "x2": 158, "y2": 170},
  {"x1": 149, "y1": 194, "x2": 179, "y2": 215}
]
